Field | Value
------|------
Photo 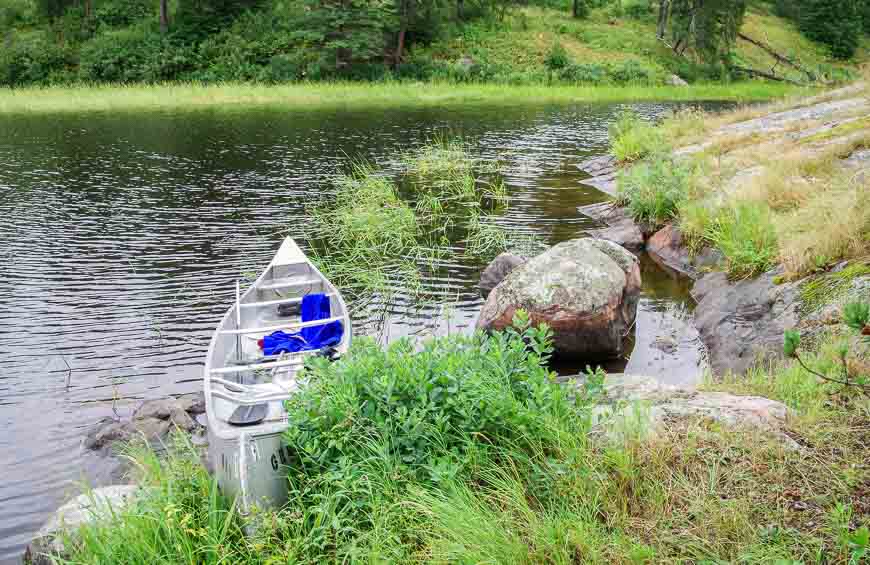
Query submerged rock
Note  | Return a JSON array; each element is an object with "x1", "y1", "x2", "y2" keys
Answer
[
  {"x1": 84, "y1": 392, "x2": 207, "y2": 452},
  {"x1": 477, "y1": 238, "x2": 641, "y2": 359},
  {"x1": 692, "y1": 268, "x2": 801, "y2": 376},
  {"x1": 646, "y1": 223, "x2": 721, "y2": 279},
  {"x1": 25, "y1": 485, "x2": 145, "y2": 565},
  {"x1": 479, "y1": 252, "x2": 526, "y2": 295}
]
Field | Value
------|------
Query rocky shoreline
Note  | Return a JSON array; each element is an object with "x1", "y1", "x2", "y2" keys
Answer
[{"x1": 24, "y1": 87, "x2": 869, "y2": 564}]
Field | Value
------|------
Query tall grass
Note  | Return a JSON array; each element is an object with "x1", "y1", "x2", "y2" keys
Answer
[
  {"x1": 616, "y1": 151, "x2": 698, "y2": 227},
  {"x1": 0, "y1": 81, "x2": 799, "y2": 116},
  {"x1": 609, "y1": 111, "x2": 667, "y2": 163},
  {"x1": 62, "y1": 435, "x2": 250, "y2": 564},
  {"x1": 705, "y1": 201, "x2": 779, "y2": 278}
]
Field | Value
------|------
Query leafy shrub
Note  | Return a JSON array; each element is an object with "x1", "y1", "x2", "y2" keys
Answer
[
  {"x1": 93, "y1": 0, "x2": 152, "y2": 29},
  {"x1": 624, "y1": 0, "x2": 653, "y2": 19},
  {"x1": 79, "y1": 26, "x2": 180, "y2": 82},
  {"x1": 559, "y1": 62, "x2": 608, "y2": 83},
  {"x1": 0, "y1": 35, "x2": 72, "y2": 86},
  {"x1": 544, "y1": 40, "x2": 570, "y2": 71},
  {"x1": 610, "y1": 59, "x2": 653, "y2": 84},
  {"x1": 609, "y1": 110, "x2": 666, "y2": 162},
  {"x1": 798, "y1": 0, "x2": 861, "y2": 59},
  {"x1": 280, "y1": 315, "x2": 589, "y2": 558},
  {"x1": 706, "y1": 202, "x2": 779, "y2": 278},
  {"x1": 616, "y1": 151, "x2": 694, "y2": 226}
]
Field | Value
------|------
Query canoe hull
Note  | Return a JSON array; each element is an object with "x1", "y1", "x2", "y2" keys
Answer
[
  {"x1": 210, "y1": 428, "x2": 289, "y2": 514},
  {"x1": 203, "y1": 237, "x2": 351, "y2": 516}
]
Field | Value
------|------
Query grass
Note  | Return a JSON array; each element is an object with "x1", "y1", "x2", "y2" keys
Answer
[
  {"x1": 706, "y1": 201, "x2": 780, "y2": 279},
  {"x1": 616, "y1": 150, "x2": 698, "y2": 227},
  {"x1": 609, "y1": 68, "x2": 870, "y2": 278},
  {"x1": 57, "y1": 326, "x2": 870, "y2": 564},
  {"x1": 609, "y1": 111, "x2": 666, "y2": 163},
  {"x1": 0, "y1": 80, "x2": 801, "y2": 116},
  {"x1": 304, "y1": 137, "x2": 520, "y2": 324}
]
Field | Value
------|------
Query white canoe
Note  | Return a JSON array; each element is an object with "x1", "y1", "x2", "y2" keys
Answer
[{"x1": 203, "y1": 237, "x2": 351, "y2": 514}]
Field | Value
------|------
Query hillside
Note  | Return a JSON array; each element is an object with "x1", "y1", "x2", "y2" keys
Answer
[
  {"x1": 1, "y1": 0, "x2": 866, "y2": 87},
  {"x1": 414, "y1": 2, "x2": 868, "y2": 85}
]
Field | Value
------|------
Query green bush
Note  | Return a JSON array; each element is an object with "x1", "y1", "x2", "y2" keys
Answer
[
  {"x1": 559, "y1": 62, "x2": 608, "y2": 83},
  {"x1": 544, "y1": 40, "x2": 570, "y2": 71},
  {"x1": 610, "y1": 59, "x2": 653, "y2": 84},
  {"x1": 79, "y1": 26, "x2": 196, "y2": 83},
  {"x1": 93, "y1": 0, "x2": 152, "y2": 29},
  {"x1": 706, "y1": 202, "x2": 779, "y2": 278},
  {"x1": 798, "y1": 0, "x2": 861, "y2": 59},
  {"x1": 280, "y1": 314, "x2": 590, "y2": 559},
  {"x1": 616, "y1": 151, "x2": 694, "y2": 226},
  {"x1": 0, "y1": 35, "x2": 73, "y2": 86},
  {"x1": 609, "y1": 110, "x2": 666, "y2": 162}
]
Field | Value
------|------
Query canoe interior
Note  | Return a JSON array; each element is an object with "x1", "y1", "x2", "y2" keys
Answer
[{"x1": 204, "y1": 238, "x2": 351, "y2": 513}]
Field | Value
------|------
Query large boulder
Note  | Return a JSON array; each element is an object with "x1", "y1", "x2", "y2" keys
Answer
[
  {"x1": 692, "y1": 268, "x2": 801, "y2": 376},
  {"x1": 24, "y1": 485, "x2": 145, "y2": 565},
  {"x1": 477, "y1": 238, "x2": 641, "y2": 359},
  {"x1": 479, "y1": 253, "x2": 526, "y2": 295}
]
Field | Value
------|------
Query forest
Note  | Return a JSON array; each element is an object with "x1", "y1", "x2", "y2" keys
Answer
[{"x1": 1, "y1": 0, "x2": 868, "y2": 87}]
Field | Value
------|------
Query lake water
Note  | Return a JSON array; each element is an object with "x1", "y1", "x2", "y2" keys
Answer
[{"x1": 0, "y1": 101, "x2": 723, "y2": 561}]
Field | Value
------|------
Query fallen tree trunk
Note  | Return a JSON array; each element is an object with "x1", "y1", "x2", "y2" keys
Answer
[
  {"x1": 737, "y1": 32, "x2": 816, "y2": 82},
  {"x1": 732, "y1": 65, "x2": 803, "y2": 85}
]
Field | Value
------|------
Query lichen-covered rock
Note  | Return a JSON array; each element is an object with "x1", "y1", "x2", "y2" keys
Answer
[
  {"x1": 692, "y1": 268, "x2": 801, "y2": 376},
  {"x1": 24, "y1": 485, "x2": 145, "y2": 565},
  {"x1": 479, "y1": 252, "x2": 526, "y2": 295},
  {"x1": 666, "y1": 74, "x2": 689, "y2": 86},
  {"x1": 477, "y1": 238, "x2": 641, "y2": 359}
]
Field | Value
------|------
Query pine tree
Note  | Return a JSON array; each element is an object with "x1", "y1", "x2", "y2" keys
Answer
[{"x1": 799, "y1": 0, "x2": 861, "y2": 59}]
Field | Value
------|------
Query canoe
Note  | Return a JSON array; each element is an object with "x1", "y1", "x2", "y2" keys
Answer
[{"x1": 203, "y1": 237, "x2": 351, "y2": 514}]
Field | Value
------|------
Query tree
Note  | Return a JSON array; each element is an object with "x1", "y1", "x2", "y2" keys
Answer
[
  {"x1": 798, "y1": 0, "x2": 861, "y2": 59},
  {"x1": 572, "y1": 0, "x2": 588, "y2": 19},
  {"x1": 658, "y1": 0, "x2": 746, "y2": 64},
  {"x1": 159, "y1": 0, "x2": 168, "y2": 33},
  {"x1": 295, "y1": 0, "x2": 395, "y2": 73}
]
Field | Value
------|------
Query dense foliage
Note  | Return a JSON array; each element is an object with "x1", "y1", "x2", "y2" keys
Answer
[
  {"x1": 2, "y1": 0, "x2": 862, "y2": 86},
  {"x1": 774, "y1": 0, "x2": 865, "y2": 59}
]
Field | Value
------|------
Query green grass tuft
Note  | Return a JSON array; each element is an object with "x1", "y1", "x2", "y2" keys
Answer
[
  {"x1": 609, "y1": 110, "x2": 667, "y2": 163},
  {"x1": 705, "y1": 201, "x2": 779, "y2": 279}
]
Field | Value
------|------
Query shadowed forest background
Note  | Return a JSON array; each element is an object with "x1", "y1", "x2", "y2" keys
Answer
[{"x1": 1, "y1": 0, "x2": 868, "y2": 87}]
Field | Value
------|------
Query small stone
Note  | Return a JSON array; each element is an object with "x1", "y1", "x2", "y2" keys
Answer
[
  {"x1": 178, "y1": 391, "x2": 206, "y2": 415},
  {"x1": 479, "y1": 253, "x2": 527, "y2": 295}
]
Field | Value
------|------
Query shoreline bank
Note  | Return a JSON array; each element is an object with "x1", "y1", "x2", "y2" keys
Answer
[{"x1": 0, "y1": 81, "x2": 803, "y2": 116}]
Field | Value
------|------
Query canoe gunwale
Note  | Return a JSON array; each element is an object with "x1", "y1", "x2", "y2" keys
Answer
[{"x1": 203, "y1": 237, "x2": 351, "y2": 442}]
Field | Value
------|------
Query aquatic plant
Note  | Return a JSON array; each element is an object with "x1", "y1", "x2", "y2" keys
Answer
[
  {"x1": 303, "y1": 138, "x2": 515, "y2": 332},
  {"x1": 609, "y1": 110, "x2": 667, "y2": 163}
]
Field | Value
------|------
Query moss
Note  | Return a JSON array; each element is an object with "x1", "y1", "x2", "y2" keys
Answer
[{"x1": 799, "y1": 262, "x2": 870, "y2": 315}]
